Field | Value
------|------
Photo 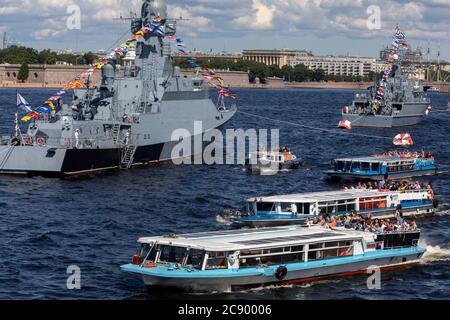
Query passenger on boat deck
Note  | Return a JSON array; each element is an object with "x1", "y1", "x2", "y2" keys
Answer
[
  {"x1": 395, "y1": 209, "x2": 404, "y2": 224},
  {"x1": 312, "y1": 213, "x2": 418, "y2": 233},
  {"x1": 344, "y1": 180, "x2": 434, "y2": 194},
  {"x1": 328, "y1": 216, "x2": 337, "y2": 228}
]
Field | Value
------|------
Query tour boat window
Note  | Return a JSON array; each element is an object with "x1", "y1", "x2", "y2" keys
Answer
[
  {"x1": 239, "y1": 257, "x2": 260, "y2": 267},
  {"x1": 308, "y1": 249, "x2": 324, "y2": 261},
  {"x1": 270, "y1": 247, "x2": 284, "y2": 254},
  {"x1": 281, "y1": 202, "x2": 293, "y2": 213},
  {"x1": 361, "y1": 162, "x2": 371, "y2": 171},
  {"x1": 290, "y1": 245, "x2": 304, "y2": 253},
  {"x1": 185, "y1": 249, "x2": 205, "y2": 270},
  {"x1": 325, "y1": 241, "x2": 339, "y2": 248},
  {"x1": 337, "y1": 199, "x2": 356, "y2": 213},
  {"x1": 239, "y1": 246, "x2": 306, "y2": 268},
  {"x1": 359, "y1": 197, "x2": 388, "y2": 210},
  {"x1": 257, "y1": 202, "x2": 276, "y2": 212},
  {"x1": 336, "y1": 161, "x2": 345, "y2": 171},
  {"x1": 260, "y1": 255, "x2": 283, "y2": 265},
  {"x1": 206, "y1": 252, "x2": 228, "y2": 270},
  {"x1": 139, "y1": 243, "x2": 157, "y2": 262},
  {"x1": 281, "y1": 253, "x2": 305, "y2": 264},
  {"x1": 308, "y1": 241, "x2": 354, "y2": 261},
  {"x1": 372, "y1": 162, "x2": 380, "y2": 172},
  {"x1": 321, "y1": 248, "x2": 339, "y2": 259},
  {"x1": 158, "y1": 246, "x2": 187, "y2": 264},
  {"x1": 293, "y1": 203, "x2": 311, "y2": 215},
  {"x1": 303, "y1": 203, "x2": 311, "y2": 214},
  {"x1": 319, "y1": 202, "x2": 337, "y2": 214},
  {"x1": 240, "y1": 250, "x2": 263, "y2": 257},
  {"x1": 344, "y1": 162, "x2": 352, "y2": 171}
]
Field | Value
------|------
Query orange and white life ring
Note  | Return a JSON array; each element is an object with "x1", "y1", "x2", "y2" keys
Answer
[
  {"x1": 36, "y1": 137, "x2": 46, "y2": 147},
  {"x1": 64, "y1": 138, "x2": 72, "y2": 149},
  {"x1": 23, "y1": 135, "x2": 33, "y2": 145}
]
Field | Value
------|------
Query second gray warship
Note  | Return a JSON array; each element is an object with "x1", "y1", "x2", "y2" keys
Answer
[
  {"x1": 341, "y1": 28, "x2": 430, "y2": 128},
  {"x1": 0, "y1": 0, "x2": 236, "y2": 176}
]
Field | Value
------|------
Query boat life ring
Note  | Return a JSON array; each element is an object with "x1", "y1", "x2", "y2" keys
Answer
[
  {"x1": 23, "y1": 135, "x2": 33, "y2": 145},
  {"x1": 143, "y1": 263, "x2": 158, "y2": 268},
  {"x1": 274, "y1": 266, "x2": 288, "y2": 281},
  {"x1": 64, "y1": 138, "x2": 72, "y2": 149},
  {"x1": 433, "y1": 199, "x2": 439, "y2": 209},
  {"x1": 36, "y1": 137, "x2": 46, "y2": 147}
]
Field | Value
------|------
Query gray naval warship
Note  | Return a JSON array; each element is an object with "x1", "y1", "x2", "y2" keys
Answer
[
  {"x1": 342, "y1": 71, "x2": 430, "y2": 128},
  {"x1": 342, "y1": 36, "x2": 430, "y2": 128},
  {"x1": 0, "y1": 0, "x2": 236, "y2": 177}
]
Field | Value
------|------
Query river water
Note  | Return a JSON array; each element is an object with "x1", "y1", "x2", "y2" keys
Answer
[{"x1": 0, "y1": 88, "x2": 449, "y2": 300}]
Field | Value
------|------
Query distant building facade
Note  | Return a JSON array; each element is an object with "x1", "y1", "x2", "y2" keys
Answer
[
  {"x1": 0, "y1": 64, "x2": 100, "y2": 85},
  {"x1": 242, "y1": 49, "x2": 313, "y2": 68},
  {"x1": 289, "y1": 55, "x2": 377, "y2": 77},
  {"x1": 173, "y1": 52, "x2": 242, "y2": 64}
]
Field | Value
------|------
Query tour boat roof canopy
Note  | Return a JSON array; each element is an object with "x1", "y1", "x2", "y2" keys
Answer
[
  {"x1": 137, "y1": 226, "x2": 372, "y2": 251},
  {"x1": 247, "y1": 189, "x2": 395, "y2": 204},
  {"x1": 334, "y1": 156, "x2": 417, "y2": 163}
]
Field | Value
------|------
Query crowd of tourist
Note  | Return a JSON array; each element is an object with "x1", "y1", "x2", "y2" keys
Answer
[
  {"x1": 306, "y1": 209, "x2": 418, "y2": 234},
  {"x1": 371, "y1": 150, "x2": 434, "y2": 159},
  {"x1": 342, "y1": 180, "x2": 435, "y2": 200}
]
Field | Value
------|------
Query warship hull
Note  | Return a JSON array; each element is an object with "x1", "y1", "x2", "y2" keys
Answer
[
  {"x1": 343, "y1": 103, "x2": 428, "y2": 128},
  {"x1": 0, "y1": 109, "x2": 236, "y2": 177}
]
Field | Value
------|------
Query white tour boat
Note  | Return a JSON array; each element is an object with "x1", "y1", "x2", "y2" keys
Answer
[
  {"x1": 221, "y1": 189, "x2": 437, "y2": 228},
  {"x1": 121, "y1": 225, "x2": 425, "y2": 292}
]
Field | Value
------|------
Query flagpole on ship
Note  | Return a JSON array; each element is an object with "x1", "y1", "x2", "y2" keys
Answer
[{"x1": 14, "y1": 89, "x2": 21, "y2": 141}]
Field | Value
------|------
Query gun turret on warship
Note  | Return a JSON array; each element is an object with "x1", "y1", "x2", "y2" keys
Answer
[
  {"x1": 0, "y1": 0, "x2": 236, "y2": 176},
  {"x1": 341, "y1": 27, "x2": 430, "y2": 128}
]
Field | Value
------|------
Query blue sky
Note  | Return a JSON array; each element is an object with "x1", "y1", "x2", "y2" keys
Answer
[{"x1": 1, "y1": 0, "x2": 449, "y2": 60}]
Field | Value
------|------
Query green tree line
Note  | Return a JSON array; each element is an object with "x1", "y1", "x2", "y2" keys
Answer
[
  {"x1": 174, "y1": 57, "x2": 379, "y2": 83},
  {"x1": 0, "y1": 45, "x2": 98, "y2": 65}
]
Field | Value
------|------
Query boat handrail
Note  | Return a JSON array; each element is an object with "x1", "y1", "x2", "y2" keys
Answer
[{"x1": 140, "y1": 241, "x2": 158, "y2": 268}]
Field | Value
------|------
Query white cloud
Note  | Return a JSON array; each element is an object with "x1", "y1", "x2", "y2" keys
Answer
[{"x1": 233, "y1": 0, "x2": 275, "y2": 30}]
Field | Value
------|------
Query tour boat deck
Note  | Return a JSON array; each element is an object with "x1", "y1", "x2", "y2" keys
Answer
[{"x1": 333, "y1": 156, "x2": 418, "y2": 163}]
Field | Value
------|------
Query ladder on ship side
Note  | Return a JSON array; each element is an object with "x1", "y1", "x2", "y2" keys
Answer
[
  {"x1": 112, "y1": 124, "x2": 121, "y2": 144},
  {"x1": 120, "y1": 145, "x2": 137, "y2": 170}
]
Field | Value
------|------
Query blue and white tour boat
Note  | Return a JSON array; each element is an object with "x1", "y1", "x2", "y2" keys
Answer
[
  {"x1": 222, "y1": 189, "x2": 437, "y2": 228},
  {"x1": 324, "y1": 151, "x2": 438, "y2": 182},
  {"x1": 121, "y1": 225, "x2": 426, "y2": 292}
]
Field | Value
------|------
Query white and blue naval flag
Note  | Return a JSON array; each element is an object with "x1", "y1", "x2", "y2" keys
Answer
[{"x1": 16, "y1": 93, "x2": 32, "y2": 113}]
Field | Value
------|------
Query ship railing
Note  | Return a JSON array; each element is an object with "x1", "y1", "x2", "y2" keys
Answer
[{"x1": 20, "y1": 136, "x2": 116, "y2": 150}]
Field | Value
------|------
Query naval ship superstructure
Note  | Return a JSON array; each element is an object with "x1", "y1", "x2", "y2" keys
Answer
[
  {"x1": 342, "y1": 32, "x2": 430, "y2": 128},
  {"x1": 0, "y1": 0, "x2": 236, "y2": 176}
]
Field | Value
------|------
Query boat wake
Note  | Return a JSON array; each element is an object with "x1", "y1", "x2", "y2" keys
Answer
[
  {"x1": 421, "y1": 244, "x2": 450, "y2": 263},
  {"x1": 435, "y1": 202, "x2": 450, "y2": 216},
  {"x1": 216, "y1": 214, "x2": 232, "y2": 226}
]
